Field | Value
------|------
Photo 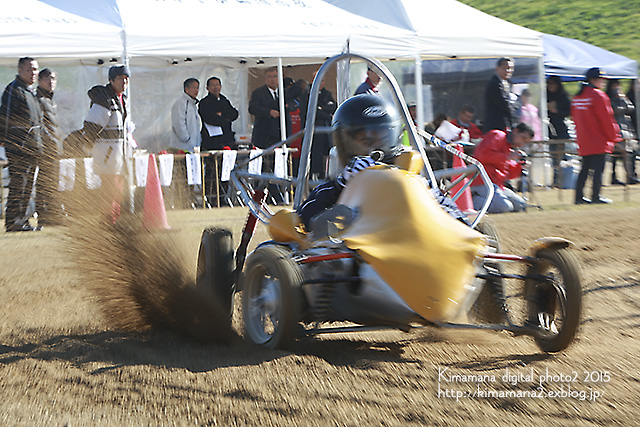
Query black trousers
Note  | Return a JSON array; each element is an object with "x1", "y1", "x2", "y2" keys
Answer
[
  {"x1": 575, "y1": 153, "x2": 606, "y2": 202},
  {"x1": 5, "y1": 147, "x2": 38, "y2": 229}
]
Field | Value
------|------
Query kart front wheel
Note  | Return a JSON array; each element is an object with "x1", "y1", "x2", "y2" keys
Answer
[
  {"x1": 242, "y1": 245, "x2": 303, "y2": 349},
  {"x1": 525, "y1": 248, "x2": 582, "y2": 353}
]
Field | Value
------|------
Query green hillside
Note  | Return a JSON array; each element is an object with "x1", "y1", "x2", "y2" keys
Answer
[{"x1": 458, "y1": 0, "x2": 640, "y2": 64}]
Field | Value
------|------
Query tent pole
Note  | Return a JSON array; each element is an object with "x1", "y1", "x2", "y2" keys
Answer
[
  {"x1": 121, "y1": 29, "x2": 135, "y2": 214},
  {"x1": 337, "y1": 40, "x2": 351, "y2": 105},
  {"x1": 277, "y1": 58, "x2": 287, "y2": 142},
  {"x1": 538, "y1": 56, "x2": 548, "y2": 141},
  {"x1": 414, "y1": 55, "x2": 424, "y2": 131},
  {"x1": 635, "y1": 78, "x2": 640, "y2": 136},
  {"x1": 240, "y1": 62, "x2": 249, "y2": 136}
]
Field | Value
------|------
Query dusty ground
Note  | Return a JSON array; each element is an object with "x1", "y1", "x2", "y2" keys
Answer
[{"x1": 0, "y1": 184, "x2": 639, "y2": 426}]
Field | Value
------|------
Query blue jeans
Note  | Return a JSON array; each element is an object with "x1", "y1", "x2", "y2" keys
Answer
[{"x1": 471, "y1": 183, "x2": 527, "y2": 213}]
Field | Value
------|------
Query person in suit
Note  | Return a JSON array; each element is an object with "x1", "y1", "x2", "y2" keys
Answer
[
  {"x1": 249, "y1": 67, "x2": 290, "y2": 149},
  {"x1": 483, "y1": 57, "x2": 516, "y2": 134},
  {"x1": 248, "y1": 67, "x2": 290, "y2": 204}
]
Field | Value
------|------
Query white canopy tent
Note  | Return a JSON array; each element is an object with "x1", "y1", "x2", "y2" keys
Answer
[{"x1": 0, "y1": 0, "x2": 546, "y2": 150}]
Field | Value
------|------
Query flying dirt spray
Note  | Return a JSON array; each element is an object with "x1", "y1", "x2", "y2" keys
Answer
[{"x1": 59, "y1": 180, "x2": 236, "y2": 343}]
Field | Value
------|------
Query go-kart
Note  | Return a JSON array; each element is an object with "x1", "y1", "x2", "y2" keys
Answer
[{"x1": 196, "y1": 53, "x2": 582, "y2": 353}]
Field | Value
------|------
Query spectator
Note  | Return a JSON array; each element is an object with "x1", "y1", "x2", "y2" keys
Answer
[
  {"x1": 249, "y1": 67, "x2": 290, "y2": 149},
  {"x1": 470, "y1": 123, "x2": 534, "y2": 213},
  {"x1": 0, "y1": 57, "x2": 44, "y2": 232},
  {"x1": 571, "y1": 67, "x2": 620, "y2": 204},
  {"x1": 546, "y1": 76, "x2": 571, "y2": 187},
  {"x1": 248, "y1": 67, "x2": 290, "y2": 204},
  {"x1": 424, "y1": 112, "x2": 449, "y2": 170},
  {"x1": 170, "y1": 78, "x2": 201, "y2": 153},
  {"x1": 483, "y1": 57, "x2": 517, "y2": 133},
  {"x1": 626, "y1": 80, "x2": 639, "y2": 184},
  {"x1": 199, "y1": 77, "x2": 238, "y2": 150},
  {"x1": 295, "y1": 78, "x2": 309, "y2": 99},
  {"x1": 36, "y1": 68, "x2": 64, "y2": 225},
  {"x1": 299, "y1": 71, "x2": 337, "y2": 179},
  {"x1": 425, "y1": 112, "x2": 448, "y2": 135},
  {"x1": 451, "y1": 105, "x2": 483, "y2": 142},
  {"x1": 81, "y1": 64, "x2": 131, "y2": 223},
  {"x1": 354, "y1": 67, "x2": 381, "y2": 96},
  {"x1": 606, "y1": 79, "x2": 636, "y2": 185},
  {"x1": 198, "y1": 76, "x2": 239, "y2": 200},
  {"x1": 518, "y1": 89, "x2": 542, "y2": 141},
  {"x1": 408, "y1": 103, "x2": 418, "y2": 126}
]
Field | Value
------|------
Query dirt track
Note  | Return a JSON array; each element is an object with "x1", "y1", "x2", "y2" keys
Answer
[{"x1": 1, "y1": 186, "x2": 639, "y2": 426}]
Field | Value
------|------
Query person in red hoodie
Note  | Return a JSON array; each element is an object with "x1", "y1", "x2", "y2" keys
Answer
[
  {"x1": 571, "y1": 67, "x2": 621, "y2": 204},
  {"x1": 470, "y1": 122, "x2": 534, "y2": 213}
]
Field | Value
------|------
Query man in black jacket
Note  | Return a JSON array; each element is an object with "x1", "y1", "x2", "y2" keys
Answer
[
  {"x1": 198, "y1": 76, "x2": 239, "y2": 198},
  {"x1": 0, "y1": 57, "x2": 44, "y2": 232},
  {"x1": 299, "y1": 72, "x2": 337, "y2": 179},
  {"x1": 483, "y1": 57, "x2": 516, "y2": 134},
  {"x1": 199, "y1": 77, "x2": 238, "y2": 150}
]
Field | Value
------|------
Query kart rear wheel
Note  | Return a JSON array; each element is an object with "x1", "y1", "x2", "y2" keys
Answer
[
  {"x1": 242, "y1": 245, "x2": 303, "y2": 349},
  {"x1": 525, "y1": 247, "x2": 582, "y2": 353},
  {"x1": 196, "y1": 228, "x2": 235, "y2": 322}
]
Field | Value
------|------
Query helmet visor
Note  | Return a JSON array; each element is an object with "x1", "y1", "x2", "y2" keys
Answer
[{"x1": 346, "y1": 123, "x2": 400, "y2": 156}]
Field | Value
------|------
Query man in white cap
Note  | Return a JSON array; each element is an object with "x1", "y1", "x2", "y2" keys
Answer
[{"x1": 81, "y1": 64, "x2": 131, "y2": 223}]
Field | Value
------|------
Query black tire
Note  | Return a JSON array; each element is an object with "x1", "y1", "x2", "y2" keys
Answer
[
  {"x1": 470, "y1": 218, "x2": 508, "y2": 324},
  {"x1": 475, "y1": 218, "x2": 502, "y2": 253},
  {"x1": 196, "y1": 228, "x2": 235, "y2": 322},
  {"x1": 525, "y1": 247, "x2": 582, "y2": 353},
  {"x1": 241, "y1": 245, "x2": 303, "y2": 349}
]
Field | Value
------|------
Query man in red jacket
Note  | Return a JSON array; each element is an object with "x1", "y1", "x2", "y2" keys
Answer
[
  {"x1": 571, "y1": 67, "x2": 621, "y2": 204},
  {"x1": 470, "y1": 123, "x2": 534, "y2": 213}
]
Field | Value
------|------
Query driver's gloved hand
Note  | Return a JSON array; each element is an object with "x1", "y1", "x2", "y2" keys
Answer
[{"x1": 336, "y1": 155, "x2": 377, "y2": 187}]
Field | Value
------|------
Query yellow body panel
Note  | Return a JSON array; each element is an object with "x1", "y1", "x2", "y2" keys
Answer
[
  {"x1": 268, "y1": 209, "x2": 309, "y2": 248},
  {"x1": 337, "y1": 167, "x2": 485, "y2": 322}
]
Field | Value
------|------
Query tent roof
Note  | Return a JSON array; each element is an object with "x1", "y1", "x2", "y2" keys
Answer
[
  {"x1": 0, "y1": 0, "x2": 122, "y2": 64},
  {"x1": 543, "y1": 33, "x2": 638, "y2": 81},
  {"x1": 324, "y1": 0, "x2": 543, "y2": 58},
  {"x1": 41, "y1": 0, "x2": 416, "y2": 64}
]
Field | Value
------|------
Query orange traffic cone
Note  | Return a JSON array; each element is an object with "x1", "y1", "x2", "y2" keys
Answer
[
  {"x1": 451, "y1": 144, "x2": 476, "y2": 213},
  {"x1": 142, "y1": 153, "x2": 170, "y2": 230}
]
